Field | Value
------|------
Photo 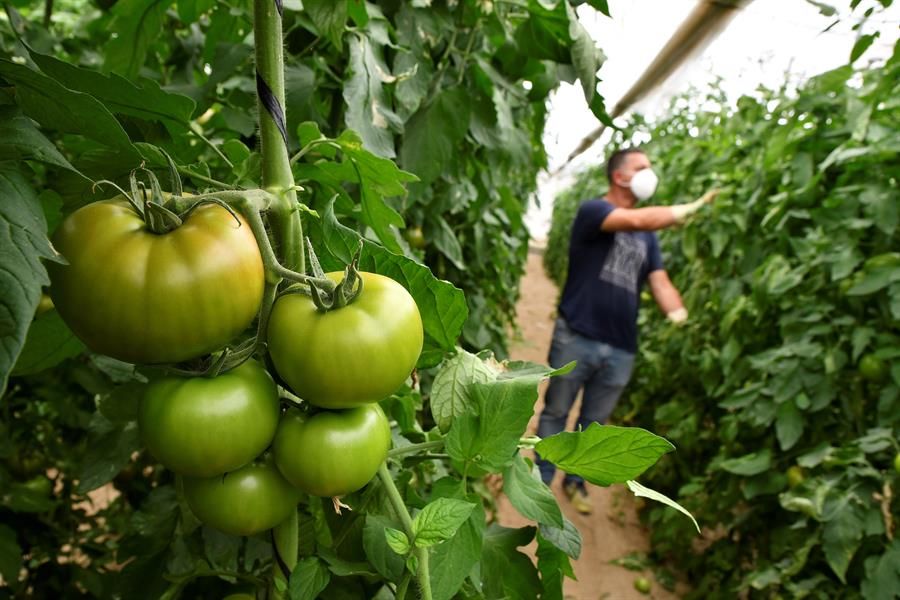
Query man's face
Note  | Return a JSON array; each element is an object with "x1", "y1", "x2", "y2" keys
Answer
[{"x1": 614, "y1": 152, "x2": 652, "y2": 189}]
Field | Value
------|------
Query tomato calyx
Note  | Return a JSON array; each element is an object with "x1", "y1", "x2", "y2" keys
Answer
[{"x1": 307, "y1": 241, "x2": 365, "y2": 311}]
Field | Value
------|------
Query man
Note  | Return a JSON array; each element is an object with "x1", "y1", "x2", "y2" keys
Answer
[{"x1": 536, "y1": 147, "x2": 717, "y2": 514}]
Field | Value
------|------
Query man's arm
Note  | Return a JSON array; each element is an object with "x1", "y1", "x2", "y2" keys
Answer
[
  {"x1": 601, "y1": 189, "x2": 719, "y2": 232},
  {"x1": 647, "y1": 270, "x2": 688, "y2": 323}
]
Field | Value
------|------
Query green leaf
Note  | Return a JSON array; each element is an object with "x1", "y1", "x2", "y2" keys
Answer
[
  {"x1": 400, "y1": 88, "x2": 471, "y2": 184},
  {"x1": 0, "y1": 107, "x2": 83, "y2": 175},
  {"x1": 481, "y1": 525, "x2": 540, "y2": 600},
  {"x1": 626, "y1": 480, "x2": 700, "y2": 534},
  {"x1": 177, "y1": 0, "x2": 215, "y2": 23},
  {"x1": 431, "y1": 215, "x2": 466, "y2": 271},
  {"x1": 289, "y1": 557, "x2": 331, "y2": 600},
  {"x1": 430, "y1": 350, "x2": 495, "y2": 432},
  {"x1": 29, "y1": 50, "x2": 195, "y2": 136},
  {"x1": 848, "y1": 257, "x2": 900, "y2": 295},
  {"x1": 775, "y1": 399, "x2": 804, "y2": 451},
  {"x1": 77, "y1": 417, "x2": 141, "y2": 493},
  {"x1": 304, "y1": 0, "x2": 348, "y2": 50},
  {"x1": 318, "y1": 199, "x2": 468, "y2": 367},
  {"x1": 822, "y1": 502, "x2": 865, "y2": 583},
  {"x1": 363, "y1": 516, "x2": 406, "y2": 580},
  {"x1": 104, "y1": 0, "x2": 169, "y2": 79},
  {"x1": 343, "y1": 33, "x2": 399, "y2": 158},
  {"x1": 0, "y1": 524, "x2": 22, "y2": 589},
  {"x1": 536, "y1": 533, "x2": 574, "y2": 600},
  {"x1": 538, "y1": 517, "x2": 582, "y2": 560},
  {"x1": 383, "y1": 527, "x2": 411, "y2": 555},
  {"x1": 720, "y1": 449, "x2": 773, "y2": 476},
  {"x1": 412, "y1": 498, "x2": 476, "y2": 548},
  {"x1": 535, "y1": 424, "x2": 675, "y2": 485},
  {"x1": 502, "y1": 454, "x2": 563, "y2": 527},
  {"x1": 861, "y1": 539, "x2": 900, "y2": 600},
  {"x1": 850, "y1": 33, "x2": 878, "y2": 62},
  {"x1": 203, "y1": 527, "x2": 240, "y2": 573},
  {"x1": 0, "y1": 165, "x2": 61, "y2": 397},
  {"x1": 11, "y1": 310, "x2": 85, "y2": 376},
  {"x1": 429, "y1": 488, "x2": 484, "y2": 600},
  {"x1": 565, "y1": 1, "x2": 603, "y2": 103},
  {"x1": 804, "y1": 0, "x2": 837, "y2": 16},
  {"x1": 0, "y1": 60, "x2": 138, "y2": 159}
]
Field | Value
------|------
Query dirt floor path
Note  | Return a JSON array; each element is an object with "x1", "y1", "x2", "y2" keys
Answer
[{"x1": 494, "y1": 246, "x2": 680, "y2": 600}]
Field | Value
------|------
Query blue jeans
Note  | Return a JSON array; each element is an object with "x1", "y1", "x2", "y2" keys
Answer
[{"x1": 537, "y1": 317, "x2": 635, "y2": 486}]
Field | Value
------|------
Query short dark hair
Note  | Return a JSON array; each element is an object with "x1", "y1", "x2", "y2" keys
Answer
[{"x1": 606, "y1": 147, "x2": 645, "y2": 184}]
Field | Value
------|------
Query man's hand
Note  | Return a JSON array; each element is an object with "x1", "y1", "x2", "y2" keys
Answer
[
  {"x1": 666, "y1": 307, "x2": 688, "y2": 324},
  {"x1": 670, "y1": 188, "x2": 720, "y2": 224}
]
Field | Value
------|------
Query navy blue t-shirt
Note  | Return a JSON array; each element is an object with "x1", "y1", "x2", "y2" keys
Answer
[{"x1": 558, "y1": 198, "x2": 664, "y2": 353}]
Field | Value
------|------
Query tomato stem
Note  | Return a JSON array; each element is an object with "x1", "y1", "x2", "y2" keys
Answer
[
  {"x1": 270, "y1": 510, "x2": 299, "y2": 597},
  {"x1": 377, "y1": 463, "x2": 433, "y2": 600},
  {"x1": 387, "y1": 440, "x2": 445, "y2": 458}
]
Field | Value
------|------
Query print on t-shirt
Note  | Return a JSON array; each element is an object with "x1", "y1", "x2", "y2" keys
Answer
[{"x1": 598, "y1": 233, "x2": 647, "y2": 293}]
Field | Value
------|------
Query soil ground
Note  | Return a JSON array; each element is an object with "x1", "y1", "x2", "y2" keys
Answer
[{"x1": 494, "y1": 246, "x2": 681, "y2": 600}]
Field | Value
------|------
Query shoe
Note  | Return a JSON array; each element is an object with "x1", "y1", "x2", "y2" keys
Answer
[{"x1": 564, "y1": 482, "x2": 592, "y2": 515}]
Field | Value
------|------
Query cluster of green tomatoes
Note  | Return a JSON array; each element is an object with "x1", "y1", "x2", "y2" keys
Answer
[{"x1": 46, "y1": 192, "x2": 423, "y2": 536}]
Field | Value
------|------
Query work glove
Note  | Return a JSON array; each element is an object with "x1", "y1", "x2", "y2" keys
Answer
[
  {"x1": 670, "y1": 188, "x2": 719, "y2": 224},
  {"x1": 666, "y1": 307, "x2": 688, "y2": 324}
]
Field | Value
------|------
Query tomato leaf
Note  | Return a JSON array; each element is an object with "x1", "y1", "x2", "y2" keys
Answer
[
  {"x1": 0, "y1": 107, "x2": 84, "y2": 175},
  {"x1": 412, "y1": 498, "x2": 476, "y2": 548},
  {"x1": 104, "y1": 0, "x2": 169, "y2": 79},
  {"x1": 304, "y1": 0, "x2": 348, "y2": 50},
  {"x1": 383, "y1": 527, "x2": 410, "y2": 556},
  {"x1": 29, "y1": 50, "x2": 196, "y2": 136},
  {"x1": 288, "y1": 557, "x2": 331, "y2": 600},
  {"x1": 538, "y1": 517, "x2": 582, "y2": 560},
  {"x1": 626, "y1": 480, "x2": 700, "y2": 534},
  {"x1": 480, "y1": 525, "x2": 540, "y2": 599},
  {"x1": 343, "y1": 32, "x2": 399, "y2": 158},
  {"x1": 720, "y1": 449, "x2": 773, "y2": 476},
  {"x1": 535, "y1": 424, "x2": 675, "y2": 486},
  {"x1": 363, "y1": 516, "x2": 406, "y2": 580},
  {"x1": 11, "y1": 310, "x2": 84, "y2": 377},
  {"x1": 76, "y1": 416, "x2": 141, "y2": 493},
  {"x1": 536, "y1": 534, "x2": 574, "y2": 600},
  {"x1": 431, "y1": 350, "x2": 495, "y2": 433},
  {"x1": 861, "y1": 540, "x2": 900, "y2": 600},
  {"x1": 0, "y1": 166, "x2": 61, "y2": 397},
  {"x1": 429, "y1": 485, "x2": 485, "y2": 600},
  {"x1": 400, "y1": 88, "x2": 471, "y2": 184},
  {"x1": 0, "y1": 525, "x2": 22, "y2": 590},
  {"x1": 502, "y1": 454, "x2": 564, "y2": 528},
  {"x1": 0, "y1": 60, "x2": 139, "y2": 159},
  {"x1": 822, "y1": 501, "x2": 865, "y2": 583}
]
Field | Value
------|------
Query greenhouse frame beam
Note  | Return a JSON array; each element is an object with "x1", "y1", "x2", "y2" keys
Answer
[{"x1": 562, "y1": 0, "x2": 755, "y2": 167}]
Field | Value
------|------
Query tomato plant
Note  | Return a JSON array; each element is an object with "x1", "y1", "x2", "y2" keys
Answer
[
  {"x1": 0, "y1": 1, "x2": 698, "y2": 599},
  {"x1": 47, "y1": 199, "x2": 264, "y2": 364},
  {"x1": 858, "y1": 354, "x2": 887, "y2": 383},
  {"x1": 182, "y1": 455, "x2": 301, "y2": 537},
  {"x1": 268, "y1": 272, "x2": 424, "y2": 408},
  {"x1": 139, "y1": 360, "x2": 279, "y2": 477},
  {"x1": 273, "y1": 404, "x2": 391, "y2": 497}
]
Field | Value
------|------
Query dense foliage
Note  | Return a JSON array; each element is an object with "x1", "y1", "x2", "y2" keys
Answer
[
  {"x1": 0, "y1": 1, "x2": 695, "y2": 599},
  {"x1": 545, "y1": 29, "x2": 900, "y2": 600}
]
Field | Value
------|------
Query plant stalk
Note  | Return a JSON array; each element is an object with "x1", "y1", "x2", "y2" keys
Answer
[
  {"x1": 253, "y1": 0, "x2": 304, "y2": 275},
  {"x1": 377, "y1": 464, "x2": 433, "y2": 600}
]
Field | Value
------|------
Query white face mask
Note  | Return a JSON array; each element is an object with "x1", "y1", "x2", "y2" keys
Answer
[{"x1": 627, "y1": 168, "x2": 659, "y2": 200}]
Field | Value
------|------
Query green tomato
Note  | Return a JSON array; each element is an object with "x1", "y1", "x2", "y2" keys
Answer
[
  {"x1": 894, "y1": 453, "x2": 900, "y2": 474},
  {"x1": 634, "y1": 577, "x2": 651, "y2": 594},
  {"x1": 859, "y1": 354, "x2": 887, "y2": 383},
  {"x1": 267, "y1": 272, "x2": 423, "y2": 408},
  {"x1": 139, "y1": 361, "x2": 279, "y2": 477},
  {"x1": 786, "y1": 465, "x2": 805, "y2": 488},
  {"x1": 273, "y1": 404, "x2": 391, "y2": 497},
  {"x1": 47, "y1": 198, "x2": 264, "y2": 364},
  {"x1": 405, "y1": 226, "x2": 426, "y2": 249},
  {"x1": 183, "y1": 455, "x2": 300, "y2": 537}
]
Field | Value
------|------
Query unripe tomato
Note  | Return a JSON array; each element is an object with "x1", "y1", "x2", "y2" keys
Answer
[
  {"x1": 267, "y1": 272, "x2": 423, "y2": 408},
  {"x1": 634, "y1": 577, "x2": 651, "y2": 594},
  {"x1": 273, "y1": 404, "x2": 391, "y2": 497},
  {"x1": 858, "y1": 354, "x2": 887, "y2": 383},
  {"x1": 47, "y1": 198, "x2": 264, "y2": 364},
  {"x1": 405, "y1": 226, "x2": 426, "y2": 249},
  {"x1": 183, "y1": 455, "x2": 300, "y2": 536},
  {"x1": 894, "y1": 453, "x2": 900, "y2": 474},
  {"x1": 139, "y1": 361, "x2": 279, "y2": 477},
  {"x1": 786, "y1": 465, "x2": 805, "y2": 488}
]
